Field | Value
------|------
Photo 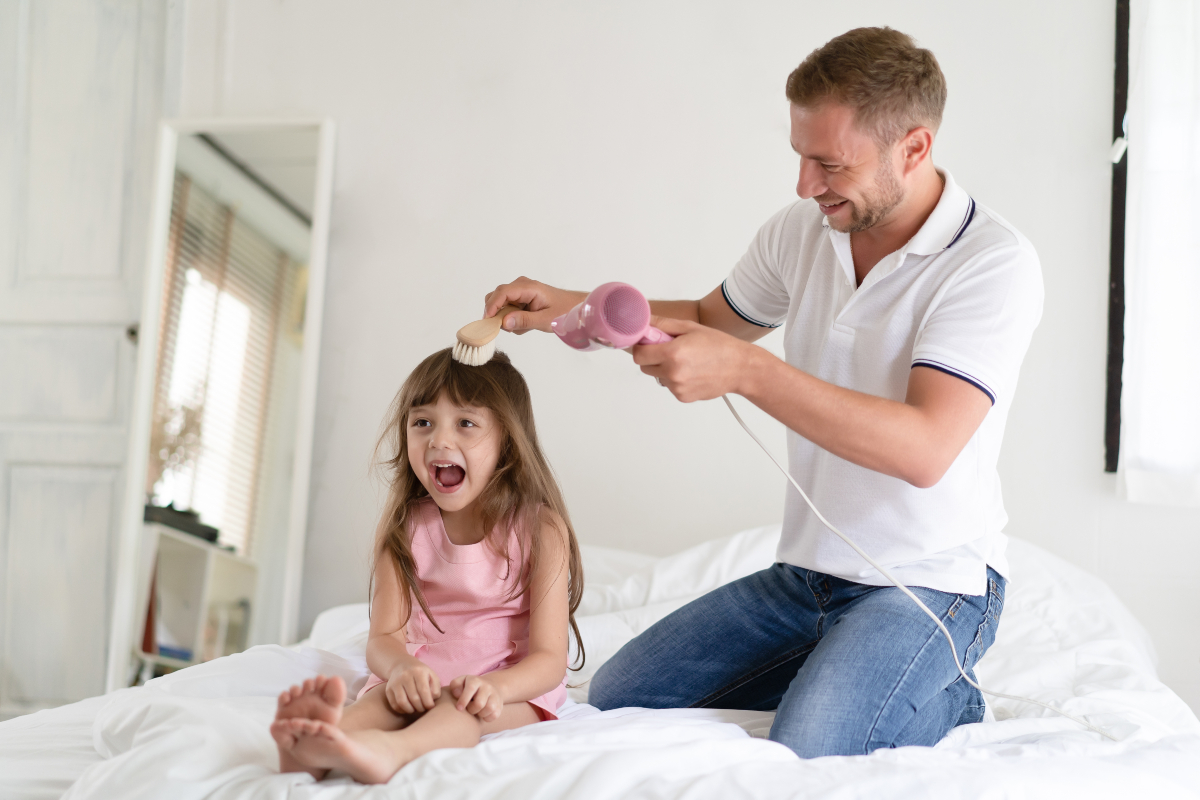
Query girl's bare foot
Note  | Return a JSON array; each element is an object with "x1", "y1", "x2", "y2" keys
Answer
[
  {"x1": 276, "y1": 676, "x2": 347, "y2": 725},
  {"x1": 270, "y1": 719, "x2": 328, "y2": 779},
  {"x1": 284, "y1": 718, "x2": 416, "y2": 785},
  {"x1": 271, "y1": 676, "x2": 347, "y2": 776}
]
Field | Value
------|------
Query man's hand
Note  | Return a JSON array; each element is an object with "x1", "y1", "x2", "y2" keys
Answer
[
  {"x1": 449, "y1": 674, "x2": 504, "y2": 722},
  {"x1": 631, "y1": 316, "x2": 759, "y2": 403},
  {"x1": 484, "y1": 278, "x2": 585, "y2": 334},
  {"x1": 385, "y1": 661, "x2": 441, "y2": 715}
]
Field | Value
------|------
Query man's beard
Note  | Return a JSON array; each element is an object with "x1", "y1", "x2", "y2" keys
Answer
[{"x1": 829, "y1": 161, "x2": 905, "y2": 234}]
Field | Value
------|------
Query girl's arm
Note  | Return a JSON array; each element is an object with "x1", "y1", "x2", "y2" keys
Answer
[
  {"x1": 366, "y1": 554, "x2": 442, "y2": 714},
  {"x1": 450, "y1": 509, "x2": 571, "y2": 718}
]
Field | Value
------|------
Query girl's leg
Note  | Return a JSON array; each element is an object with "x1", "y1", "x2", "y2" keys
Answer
[
  {"x1": 285, "y1": 693, "x2": 542, "y2": 784},
  {"x1": 339, "y1": 683, "x2": 417, "y2": 733},
  {"x1": 480, "y1": 700, "x2": 541, "y2": 734}
]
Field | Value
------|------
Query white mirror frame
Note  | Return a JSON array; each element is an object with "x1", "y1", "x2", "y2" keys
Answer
[{"x1": 105, "y1": 118, "x2": 336, "y2": 693}]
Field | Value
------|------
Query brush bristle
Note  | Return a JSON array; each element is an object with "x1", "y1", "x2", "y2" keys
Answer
[{"x1": 452, "y1": 339, "x2": 496, "y2": 366}]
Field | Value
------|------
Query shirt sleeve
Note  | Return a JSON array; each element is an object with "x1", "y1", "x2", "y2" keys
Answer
[
  {"x1": 911, "y1": 240, "x2": 1044, "y2": 406},
  {"x1": 721, "y1": 203, "x2": 799, "y2": 328}
]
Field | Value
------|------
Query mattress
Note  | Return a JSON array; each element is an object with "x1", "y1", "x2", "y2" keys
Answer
[{"x1": 2, "y1": 525, "x2": 1198, "y2": 799}]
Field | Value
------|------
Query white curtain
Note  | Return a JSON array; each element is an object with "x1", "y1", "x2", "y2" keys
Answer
[{"x1": 1121, "y1": 0, "x2": 1200, "y2": 505}]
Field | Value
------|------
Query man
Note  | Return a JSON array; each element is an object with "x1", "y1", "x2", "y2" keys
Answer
[{"x1": 484, "y1": 27, "x2": 1042, "y2": 757}]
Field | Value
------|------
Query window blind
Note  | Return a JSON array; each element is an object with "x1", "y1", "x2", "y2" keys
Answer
[{"x1": 148, "y1": 172, "x2": 299, "y2": 554}]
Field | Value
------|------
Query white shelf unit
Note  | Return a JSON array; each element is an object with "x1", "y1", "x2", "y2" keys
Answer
[{"x1": 138, "y1": 522, "x2": 257, "y2": 675}]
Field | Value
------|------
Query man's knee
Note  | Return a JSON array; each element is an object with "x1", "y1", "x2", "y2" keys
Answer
[
  {"x1": 585, "y1": 658, "x2": 627, "y2": 710},
  {"x1": 769, "y1": 678, "x2": 981, "y2": 757},
  {"x1": 771, "y1": 712, "x2": 920, "y2": 757},
  {"x1": 586, "y1": 638, "x2": 686, "y2": 711},
  {"x1": 769, "y1": 713, "x2": 876, "y2": 758}
]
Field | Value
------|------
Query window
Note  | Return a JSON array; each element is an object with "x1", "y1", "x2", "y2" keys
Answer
[
  {"x1": 147, "y1": 171, "x2": 305, "y2": 554},
  {"x1": 1117, "y1": 0, "x2": 1200, "y2": 505}
]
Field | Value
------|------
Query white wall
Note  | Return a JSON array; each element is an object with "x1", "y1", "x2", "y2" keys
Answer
[{"x1": 178, "y1": 0, "x2": 1199, "y2": 712}]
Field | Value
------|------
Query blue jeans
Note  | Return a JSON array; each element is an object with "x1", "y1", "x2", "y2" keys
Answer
[{"x1": 589, "y1": 563, "x2": 1005, "y2": 758}]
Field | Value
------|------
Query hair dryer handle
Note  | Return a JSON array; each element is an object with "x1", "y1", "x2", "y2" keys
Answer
[{"x1": 637, "y1": 325, "x2": 674, "y2": 345}]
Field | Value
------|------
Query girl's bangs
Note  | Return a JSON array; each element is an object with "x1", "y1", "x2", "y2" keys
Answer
[{"x1": 409, "y1": 350, "x2": 505, "y2": 412}]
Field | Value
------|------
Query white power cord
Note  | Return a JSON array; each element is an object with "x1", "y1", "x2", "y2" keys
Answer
[{"x1": 721, "y1": 394, "x2": 1117, "y2": 742}]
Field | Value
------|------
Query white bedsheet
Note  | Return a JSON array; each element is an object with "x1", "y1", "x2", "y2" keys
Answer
[{"x1": 2, "y1": 526, "x2": 1198, "y2": 799}]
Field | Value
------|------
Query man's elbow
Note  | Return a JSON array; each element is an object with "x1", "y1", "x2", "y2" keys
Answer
[
  {"x1": 900, "y1": 453, "x2": 953, "y2": 489},
  {"x1": 906, "y1": 472, "x2": 942, "y2": 490}
]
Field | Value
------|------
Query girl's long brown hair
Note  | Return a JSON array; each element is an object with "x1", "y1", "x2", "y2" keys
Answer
[{"x1": 372, "y1": 348, "x2": 584, "y2": 669}]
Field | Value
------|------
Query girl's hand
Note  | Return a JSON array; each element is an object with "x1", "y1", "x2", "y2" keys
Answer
[
  {"x1": 385, "y1": 662, "x2": 441, "y2": 715},
  {"x1": 449, "y1": 674, "x2": 503, "y2": 722}
]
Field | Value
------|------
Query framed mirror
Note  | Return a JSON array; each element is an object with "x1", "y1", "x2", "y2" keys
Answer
[{"x1": 105, "y1": 120, "x2": 336, "y2": 691}]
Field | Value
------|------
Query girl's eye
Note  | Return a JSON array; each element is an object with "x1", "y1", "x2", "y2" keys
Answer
[
  {"x1": 412, "y1": 418, "x2": 431, "y2": 428},
  {"x1": 458, "y1": 419, "x2": 476, "y2": 428}
]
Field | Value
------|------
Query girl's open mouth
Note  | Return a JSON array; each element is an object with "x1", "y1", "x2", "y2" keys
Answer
[{"x1": 432, "y1": 462, "x2": 466, "y2": 492}]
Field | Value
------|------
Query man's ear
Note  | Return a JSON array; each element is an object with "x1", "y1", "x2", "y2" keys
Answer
[{"x1": 900, "y1": 127, "x2": 934, "y2": 175}]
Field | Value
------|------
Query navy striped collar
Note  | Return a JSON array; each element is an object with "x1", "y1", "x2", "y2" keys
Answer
[{"x1": 906, "y1": 169, "x2": 976, "y2": 255}]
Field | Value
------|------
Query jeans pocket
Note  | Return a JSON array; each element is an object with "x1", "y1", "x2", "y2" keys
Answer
[
  {"x1": 962, "y1": 580, "x2": 1005, "y2": 672},
  {"x1": 988, "y1": 575, "x2": 1005, "y2": 616}
]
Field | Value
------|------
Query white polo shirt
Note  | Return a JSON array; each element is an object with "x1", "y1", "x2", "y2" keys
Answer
[{"x1": 723, "y1": 170, "x2": 1042, "y2": 596}]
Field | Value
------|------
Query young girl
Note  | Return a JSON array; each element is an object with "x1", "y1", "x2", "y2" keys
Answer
[{"x1": 270, "y1": 348, "x2": 584, "y2": 784}]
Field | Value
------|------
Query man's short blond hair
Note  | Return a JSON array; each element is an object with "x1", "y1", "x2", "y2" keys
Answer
[{"x1": 786, "y1": 27, "x2": 946, "y2": 146}]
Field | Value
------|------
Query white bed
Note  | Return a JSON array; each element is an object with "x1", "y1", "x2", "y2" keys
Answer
[{"x1": 3, "y1": 525, "x2": 1199, "y2": 799}]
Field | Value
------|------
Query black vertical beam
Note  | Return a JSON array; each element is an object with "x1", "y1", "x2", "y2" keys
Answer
[{"x1": 1104, "y1": 0, "x2": 1130, "y2": 473}]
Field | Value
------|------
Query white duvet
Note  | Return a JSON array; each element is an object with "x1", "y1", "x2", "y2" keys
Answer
[{"x1": 3, "y1": 525, "x2": 1199, "y2": 799}]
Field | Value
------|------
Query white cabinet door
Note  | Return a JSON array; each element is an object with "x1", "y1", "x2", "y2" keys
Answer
[{"x1": 0, "y1": 0, "x2": 174, "y2": 716}]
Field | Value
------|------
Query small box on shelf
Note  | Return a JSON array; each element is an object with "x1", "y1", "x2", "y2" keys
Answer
[{"x1": 143, "y1": 503, "x2": 219, "y2": 543}]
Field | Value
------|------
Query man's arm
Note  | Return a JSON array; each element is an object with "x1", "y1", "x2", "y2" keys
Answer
[
  {"x1": 484, "y1": 278, "x2": 771, "y2": 342},
  {"x1": 484, "y1": 277, "x2": 988, "y2": 487},
  {"x1": 632, "y1": 317, "x2": 992, "y2": 489},
  {"x1": 650, "y1": 286, "x2": 774, "y2": 343}
]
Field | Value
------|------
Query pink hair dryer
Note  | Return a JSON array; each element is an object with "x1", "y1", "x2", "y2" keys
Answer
[{"x1": 551, "y1": 282, "x2": 674, "y2": 350}]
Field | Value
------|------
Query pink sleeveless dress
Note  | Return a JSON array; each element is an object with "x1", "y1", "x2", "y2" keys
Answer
[{"x1": 358, "y1": 498, "x2": 568, "y2": 720}]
